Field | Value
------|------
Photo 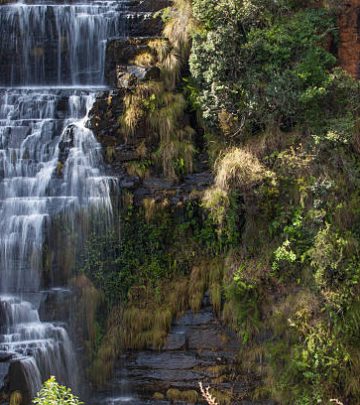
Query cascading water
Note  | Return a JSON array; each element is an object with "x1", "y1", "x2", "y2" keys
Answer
[
  {"x1": 0, "y1": 0, "x2": 125, "y2": 400},
  {"x1": 0, "y1": 1, "x2": 124, "y2": 86}
]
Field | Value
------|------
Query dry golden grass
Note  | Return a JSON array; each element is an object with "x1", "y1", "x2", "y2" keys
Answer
[
  {"x1": 132, "y1": 51, "x2": 156, "y2": 67},
  {"x1": 215, "y1": 147, "x2": 268, "y2": 192},
  {"x1": 121, "y1": 190, "x2": 134, "y2": 208},
  {"x1": 121, "y1": 82, "x2": 164, "y2": 137},
  {"x1": 89, "y1": 255, "x2": 228, "y2": 387},
  {"x1": 89, "y1": 277, "x2": 189, "y2": 386},
  {"x1": 71, "y1": 275, "x2": 103, "y2": 350},
  {"x1": 153, "y1": 392, "x2": 165, "y2": 400},
  {"x1": 167, "y1": 388, "x2": 199, "y2": 404},
  {"x1": 125, "y1": 161, "x2": 150, "y2": 180},
  {"x1": 210, "y1": 283, "x2": 222, "y2": 316},
  {"x1": 189, "y1": 265, "x2": 207, "y2": 312},
  {"x1": 121, "y1": 97, "x2": 145, "y2": 137},
  {"x1": 9, "y1": 391, "x2": 22, "y2": 405},
  {"x1": 156, "y1": 137, "x2": 195, "y2": 180},
  {"x1": 149, "y1": 92, "x2": 186, "y2": 137},
  {"x1": 209, "y1": 259, "x2": 224, "y2": 315},
  {"x1": 143, "y1": 197, "x2": 156, "y2": 222},
  {"x1": 121, "y1": 85, "x2": 194, "y2": 181},
  {"x1": 160, "y1": 0, "x2": 195, "y2": 90},
  {"x1": 118, "y1": 0, "x2": 196, "y2": 180},
  {"x1": 136, "y1": 141, "x2": 148, "y2": 158},
  {"x1": 148, "y1": 92, "x2": 194, "y2": 180},
  {"x1": 163, "y1": 0, "x2": 194, "y2": 57},
  {"x1": 148, "y1": 39, "x2": 170, "y2": 62},
  {"x1": 161, "y1": 52, "x2": 182, "y2": 90}
]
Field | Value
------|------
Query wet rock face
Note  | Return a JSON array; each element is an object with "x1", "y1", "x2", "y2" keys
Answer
[
  {"x1": 87, "y1": 89, "x2": 138, "y2": 181},
  {"x1": 339, "y1": 1, "x2": 360, "y2": 78},
  {"x1": 105, "y1": 37, "x2": 151, "y2": 88},
  {"x1": 125, "y1": 0, "x2": 171, "y2": 37},
  {"x1": 105, "y1": 37, "x2": 163, "y2": 88},
  {"x1": 97, "y1": 296, "x2": 272, "y2": 404},
  {"x1": 130, "y1": 0, "x2": 171, "y2": 13},
  {"x1": 104, "y1": 0, "x2": 171, "y2": 87},
  {"x1": 38, "y1": 288, "x2": 73, "y2": 324},
  {"x1": 8, "y1": 362, "x2": 31, "y2": 399},
  {"x1": 0, "y1": 361, "x2": 33, "y2": 405}
]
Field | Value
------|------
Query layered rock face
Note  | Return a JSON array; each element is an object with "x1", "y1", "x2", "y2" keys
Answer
[
  {"x1": 339, "y1": 0, "x2": 360, "y2": 78},
  {"x1": 94, "y1": 296, "x2": 273, "y2": 404}
]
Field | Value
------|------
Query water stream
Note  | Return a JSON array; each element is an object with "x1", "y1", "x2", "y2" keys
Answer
[{"x1": 0, "y1": 0, "x2": 125, "y2": 399}]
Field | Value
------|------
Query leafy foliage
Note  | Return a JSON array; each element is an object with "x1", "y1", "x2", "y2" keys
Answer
[
  {"x1": 33, "y1": 377, "x2": 83, "y2": 405},
  {"x1": 80, "y1": 206, "x2": 173, "y2": 305},
  {"x1": 189, "y1": 0, "x2": 355, "y2": 138}
]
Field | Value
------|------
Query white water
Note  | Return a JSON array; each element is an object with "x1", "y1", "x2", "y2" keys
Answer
[
  {"x1": 0, "y1": 0, "x2": 125, "y2": 398},
  {"x1": 0, "y1": 1, "x2": 125, "y2": 86}
]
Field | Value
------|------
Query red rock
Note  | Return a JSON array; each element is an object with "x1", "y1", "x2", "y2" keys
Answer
[{"x1": 339, "y1": 1, "x2": 360, "y2": 78}]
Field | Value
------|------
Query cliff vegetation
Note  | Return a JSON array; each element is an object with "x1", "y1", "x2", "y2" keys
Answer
[{"x1": 77, "y1": 0, "x2": 360, "y2": 404}]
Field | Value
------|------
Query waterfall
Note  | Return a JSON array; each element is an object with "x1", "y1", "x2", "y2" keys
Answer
[
  {"x1": 0, "y1": 1, "x2": 125, "y2": 86},
  {"x1": 0, "y1": 0, "x2": 124, "y2": 399}
]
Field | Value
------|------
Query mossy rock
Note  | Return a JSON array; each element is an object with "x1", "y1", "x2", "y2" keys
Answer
[
  {"x1": 166, "y1": 388, "x2": 198, "y2": 403},
  {"x1": 153, "y1": 392, "x2": 165, "y2": 400}
]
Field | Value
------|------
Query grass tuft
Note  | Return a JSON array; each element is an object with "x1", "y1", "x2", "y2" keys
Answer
[{"x1": 215, "y1": 147, "x2": 268, "y2": 192}]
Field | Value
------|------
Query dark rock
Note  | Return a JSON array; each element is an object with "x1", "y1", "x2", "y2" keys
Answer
[
  {"x1": 8, "y1": 361, "x2": 32, "y2": 405},
  {"x1": 120, "y1": 176, "x2": 140, "y2": 189},
  {"x1": 38, "y1": 287, "x2": 72, "y2": 323},
  {"x1": 175, "y1": 310, "x2": 214, "y2": 327},
  {"x1": 99, "y1": 305, "x2": 248, "y2": 404},
  {"x1": 144, "y1": 66, "x2": 161, "y2": 80},
  {"x1": 88, "y1": 89, "x2": 126, "y2": 142},
  {"x1": 105, "y1": 36, "x2": 165, "y2": 88},
  {"x1": 187, "y1": 328, "x2": 225, "y2": 351},
  {"x1": 117, "y1": 69, "x2": 139, "y2": 89},
  {"x1": 163, "y1": 330, "x2": 186, "y2": 351},
  {"x1": 129, "y1": 368, "x2": 206, "y2": 383},
  {"x1": 339, "y1": 0, "x2": 360, "y2": 79},
  {"x1": 143, "y1": 178, "x2": 174, "y2": 191},
  {"x1": 134, "y1": 353, "x2": 200, "y2": 370},
  {"x1": 124, "y1": 13, "x2": 165, "y2": 38},
  {"x1": 0, "y1": 352, "x2": 14, "y2": 363},
  {"x1": 131, "y1": 0, "x2": 171, "y2": 13},
  {"x1": 126, "y1": 65, "x2": 161, "y2": 81}
]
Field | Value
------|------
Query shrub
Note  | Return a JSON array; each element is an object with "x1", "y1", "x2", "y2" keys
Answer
[
  {"x1": 33, "y1": 377, "x2": 83, "y2": 405},
  {"x1": 190, "y1": 2, "x2": 340, "y2": 134},
  {"x1": 202, "y1": 187, "x2": 229, "y2": 225}
]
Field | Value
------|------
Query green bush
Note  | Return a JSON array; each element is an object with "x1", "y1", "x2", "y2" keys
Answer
[
  {"x1": 190, "y1": 1, "x2": 356, "y2": 137},
  {"x1": 33, "y1": 377, "x2": 83, "y2": 405}
]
